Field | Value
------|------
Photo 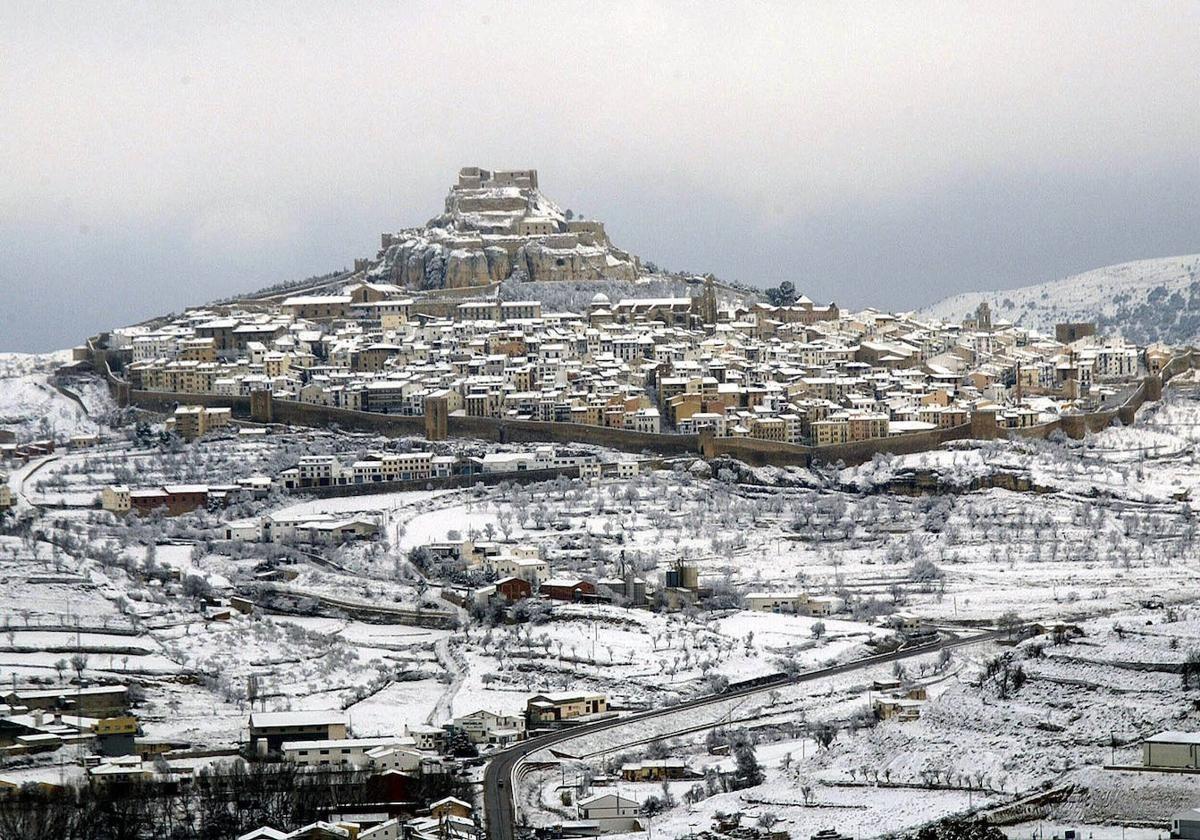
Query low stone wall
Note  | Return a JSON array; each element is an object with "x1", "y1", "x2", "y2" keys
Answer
[
  {"x1": 814, "y1": 423, "x2": 974, "y2": 466},
  {"x1": 703, "y1": 435, "x2": 812, "y2": 467},
  {"x1": 702, "y1": 423, "x2": 975, "y2": 468},
  {"x1": 117, "y1": 387, "x2": 699, "y2": 456},
  {"x1": 449, "y1": 415, "x2": 699, "y2": 455},
  {"x1": 127, "y1": 389, "x2": 252, "y2": 416},
  {"x1": 269, "y1": 399, "x2": 425, "y2": 436}
]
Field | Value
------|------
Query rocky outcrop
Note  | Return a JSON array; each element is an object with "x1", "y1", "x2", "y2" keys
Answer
[
  {"x1": 517, "y1": 241, "x2": 637, "y2": 284},
  {"x1": 369, "y1": 167, "x2": 641, "y2": 291}
]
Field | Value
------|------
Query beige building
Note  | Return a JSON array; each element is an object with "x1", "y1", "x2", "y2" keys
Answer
[
  {"x1": 101, "y1": 485, "x2": 131, "y2": 514},
  {"x1": 526, "y1": 692, "x2": 607, "y2": 724},
  {"x1": 170, "y1": 405, "x2": 232, "y2": 441},
  {"x1": 248, "y1": 710, "x2": 348, "y2": 755},
  {"x1": 745, "y1": 591, "x2": 837, "y2": 617},
  {"x1": 452, "y1": 709, "x2": 525, "y2": 745},
  {"x1": 1143, "y1": 731, "x2": 1200, "y2": 768},
  {"x1": 577, "y1": 792, "x2": 643, "y2": 833}
]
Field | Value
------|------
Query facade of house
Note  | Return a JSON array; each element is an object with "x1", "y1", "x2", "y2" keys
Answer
[
  {"x1": 248, "y1": 710, "x2": 348, "y2": 755},
  {"x1": 101, "y1": 485, "x2": 131, "y2": 514},
  {"x1": 539, "y1": 578, "x2": 596, "y2": 602},
  {"x1": 1143, "y1": 731, "x2": 1200, "y2": 768},
  {"x1": 492, "y1": 576, "x2": 533, "y2": 602},
  {"x1": 526, "y1": 692, "x2": 608, "y2": 724},
  {"x1": 451, "y1": 709, "x2": 526, "y2": 745},
  {"x1": 1172, "y1": 807, "x2": 1200, "y2": 840},
  {"x1": 577, "y1": 792, "x2": 643, "y2": 833},
  {"x1": 283, "y1": 735, "x2": 409, "y2": 768}
]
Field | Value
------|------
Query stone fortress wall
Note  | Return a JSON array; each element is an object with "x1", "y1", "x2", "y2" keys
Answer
[
  {"x1": 376, "y1": 167, "x2": 639, "y2": 289},
  {"x1": 91, "y1": 336, "x2": 1198, "y2": 470}
]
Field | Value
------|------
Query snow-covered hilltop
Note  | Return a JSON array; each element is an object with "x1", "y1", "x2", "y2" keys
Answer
[
  {"x1": 919, "y1": 254, "x2": 1200, "y2": 345},
  {"x1": 368, "y1": 167, "x2": 641, "y2": 290}
]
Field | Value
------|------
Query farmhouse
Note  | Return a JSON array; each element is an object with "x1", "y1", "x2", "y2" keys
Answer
[
  {"x1": 283, "y1": 735, "x2": 409, "y2": 768},
  {"x1": 1143, "y1": 731, "x2": 1200, "y2": 769},
  {"x1": 451, "y1": 709, "x2": 525, "y2": 746},
  {"x1": 5, "y1": 685, "x2": 129, "y2": 718},
  {"x1": 249, "y1": 710, "x2": 348, "y2": 755},
  {"x1": 620, "y1": 759, "x2": 688, "y2": 781},
  {"x1": 526, "y1": 692, "x2": 608, "y2": 724},
  {"x1": 577, "y1": 792, "x2": 643, "y2": 833},
  {"x1": 491, "y1": 576, "x2": 533, "y2": 603},
  {"x1": 539, "y1": 578, "x2": 596, "y2": 602}
]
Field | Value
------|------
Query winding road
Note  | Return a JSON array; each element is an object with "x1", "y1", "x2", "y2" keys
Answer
[{"x1": 483, "y1": 628, "x2": 1005, "y2": 840}]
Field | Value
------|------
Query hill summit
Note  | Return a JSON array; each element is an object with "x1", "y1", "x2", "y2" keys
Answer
[
  {"x1": 918, "y1": 254, "x2": 1200, "y2": 345},
  {"x1": 368, "y1": 167, "x2": 641, "y2": 290}
]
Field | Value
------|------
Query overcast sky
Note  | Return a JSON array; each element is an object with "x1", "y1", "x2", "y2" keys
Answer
[{"x1": 2, "y1": 2, "x2": 1198, "y2": 351}]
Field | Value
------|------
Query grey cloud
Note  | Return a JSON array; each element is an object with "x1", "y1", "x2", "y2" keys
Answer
[{"x1": 1, "y1": 1, "x2": 1197, "y2": 350}]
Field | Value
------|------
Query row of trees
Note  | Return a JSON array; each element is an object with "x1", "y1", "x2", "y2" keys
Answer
[{"x1": 0, "y1": 762, "x2": 471, "y2": 840}]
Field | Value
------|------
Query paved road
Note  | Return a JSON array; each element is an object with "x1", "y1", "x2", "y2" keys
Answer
[{"x1": 482, "y1": 629, "x2": 1004, "y2": 840}]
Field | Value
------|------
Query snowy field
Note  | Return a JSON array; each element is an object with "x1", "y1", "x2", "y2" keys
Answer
[{"x1": 7, "y1": 366, "x2": 1200, "y2": 833}]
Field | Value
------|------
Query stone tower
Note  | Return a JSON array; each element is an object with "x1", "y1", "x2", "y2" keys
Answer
[
  {"x1": 424, "y1": 393, "x2": 449, "y2": 441},
  {"x1": 697, "y1": 275, "x2": 718, "y2": 325},
  {"x1": 976, "y1": 301, "x2": 992, "y2": 332}
]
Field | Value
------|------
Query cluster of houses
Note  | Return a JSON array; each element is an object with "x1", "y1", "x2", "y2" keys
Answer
[
  {"x1": 234, "y1": 795, "x2": 477, "y2": 840},
  {"x1": 0, "y1": 433, "x2": 104, "y2": 465},
  {"x1": 0, "y1": 684, "x2": 150, "y2": 770},
  {"x1": 0, "y1": 437, "x2": 57, "y2": 464},
  {"x1": 274, "y1": 444, "x2": 629, "y2": 490},
  {"x1": 433, "y1": 536, "x2": 841, "y2": 619},
  {"x1": 95, "y1": 275, "x2": 1160, "y2": 449},
  {"x1": 248, "y1": 694, "x2": 609, "y2": 764},
  {"x1": 94, "y1": 442, "x2": 640, "y2": 522},
  {"x1": 100, "y1": 476, "x2": 272, "y2": 518}
]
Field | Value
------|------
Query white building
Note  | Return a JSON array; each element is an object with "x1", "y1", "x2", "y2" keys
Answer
[
  {"x1": 577, "y1": 792, "x2": 643, "y2": 833},
  {"x1": 451, "y1": 709, "x2": 525, "y2": 746},
  {"x1": 283, "y1": 735, "x2": 411, "y2": 768}
]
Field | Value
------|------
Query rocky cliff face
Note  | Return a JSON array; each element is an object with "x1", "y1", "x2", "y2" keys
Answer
[{"x1": 368, "y1": 168, "x2": 641, "y2": 290}]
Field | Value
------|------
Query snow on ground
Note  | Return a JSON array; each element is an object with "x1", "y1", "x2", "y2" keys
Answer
[
  {"x1": 10, "y1": 374, "x2": 1200, "y2": 832},
  {"x1": 917, "y1": 254, "x2": 1200, "y2": 344},
  {"x1": 0, "y1": 351, "x2": 108, "y2": 440}
]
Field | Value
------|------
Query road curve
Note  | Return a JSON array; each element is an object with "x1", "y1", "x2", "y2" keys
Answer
[{"x1": 483, "y1": 629, "x2": 1003, "y2": 840}]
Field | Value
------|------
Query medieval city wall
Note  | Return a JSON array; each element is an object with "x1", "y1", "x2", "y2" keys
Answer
[{"x1": 98, "y1": 336, "x2": 1200, "y2": 471}]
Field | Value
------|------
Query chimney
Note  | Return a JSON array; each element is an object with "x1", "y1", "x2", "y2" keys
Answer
[{"x1": 32, "y1": 710, "x2": 44, "y2": 727}]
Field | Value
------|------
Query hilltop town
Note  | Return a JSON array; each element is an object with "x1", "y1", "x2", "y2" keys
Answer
[
  {"x1": 4, "y1": 172, "x2": 1200, "y2": 840},
  {"x1": 76, "y1": 163, "x2": 1168, "y2": 466}
]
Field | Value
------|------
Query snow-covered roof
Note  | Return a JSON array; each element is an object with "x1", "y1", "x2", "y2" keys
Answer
[{"x1": 249, "y1": 710, "x2": 347, "y2": 729}]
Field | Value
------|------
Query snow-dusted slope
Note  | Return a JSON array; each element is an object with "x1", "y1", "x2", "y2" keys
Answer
[
  {"x1": 918, "y1": 255, "x2": 1200, "y2": 344},
  {"x1": 0, "y1": 352, "x2": 112, "y2": 440}
]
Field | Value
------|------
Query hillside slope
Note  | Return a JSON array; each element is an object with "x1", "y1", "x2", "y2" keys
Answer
[
  {"x1": 918, "y1": 255, "x2": 1200, "y2": 344},
  {"x1": 0, "y1": 352, "x2": 114, "y2": 440}
]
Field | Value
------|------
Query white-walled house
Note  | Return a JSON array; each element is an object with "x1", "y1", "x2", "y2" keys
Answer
[
  {"x1": 577, "y1": 792, "x2": 643, "y2": 832},
  {"x1": 452, "y1": 709, "x2": 525, "y2": 746},
  {"x1": 282, "y1": 735, "x2": 411, "y2": 768}
]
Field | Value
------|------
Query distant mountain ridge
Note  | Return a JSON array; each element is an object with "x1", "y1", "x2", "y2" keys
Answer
[{"x1": 918, "y1": 254, "x2": 1200, "y2": 345}]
